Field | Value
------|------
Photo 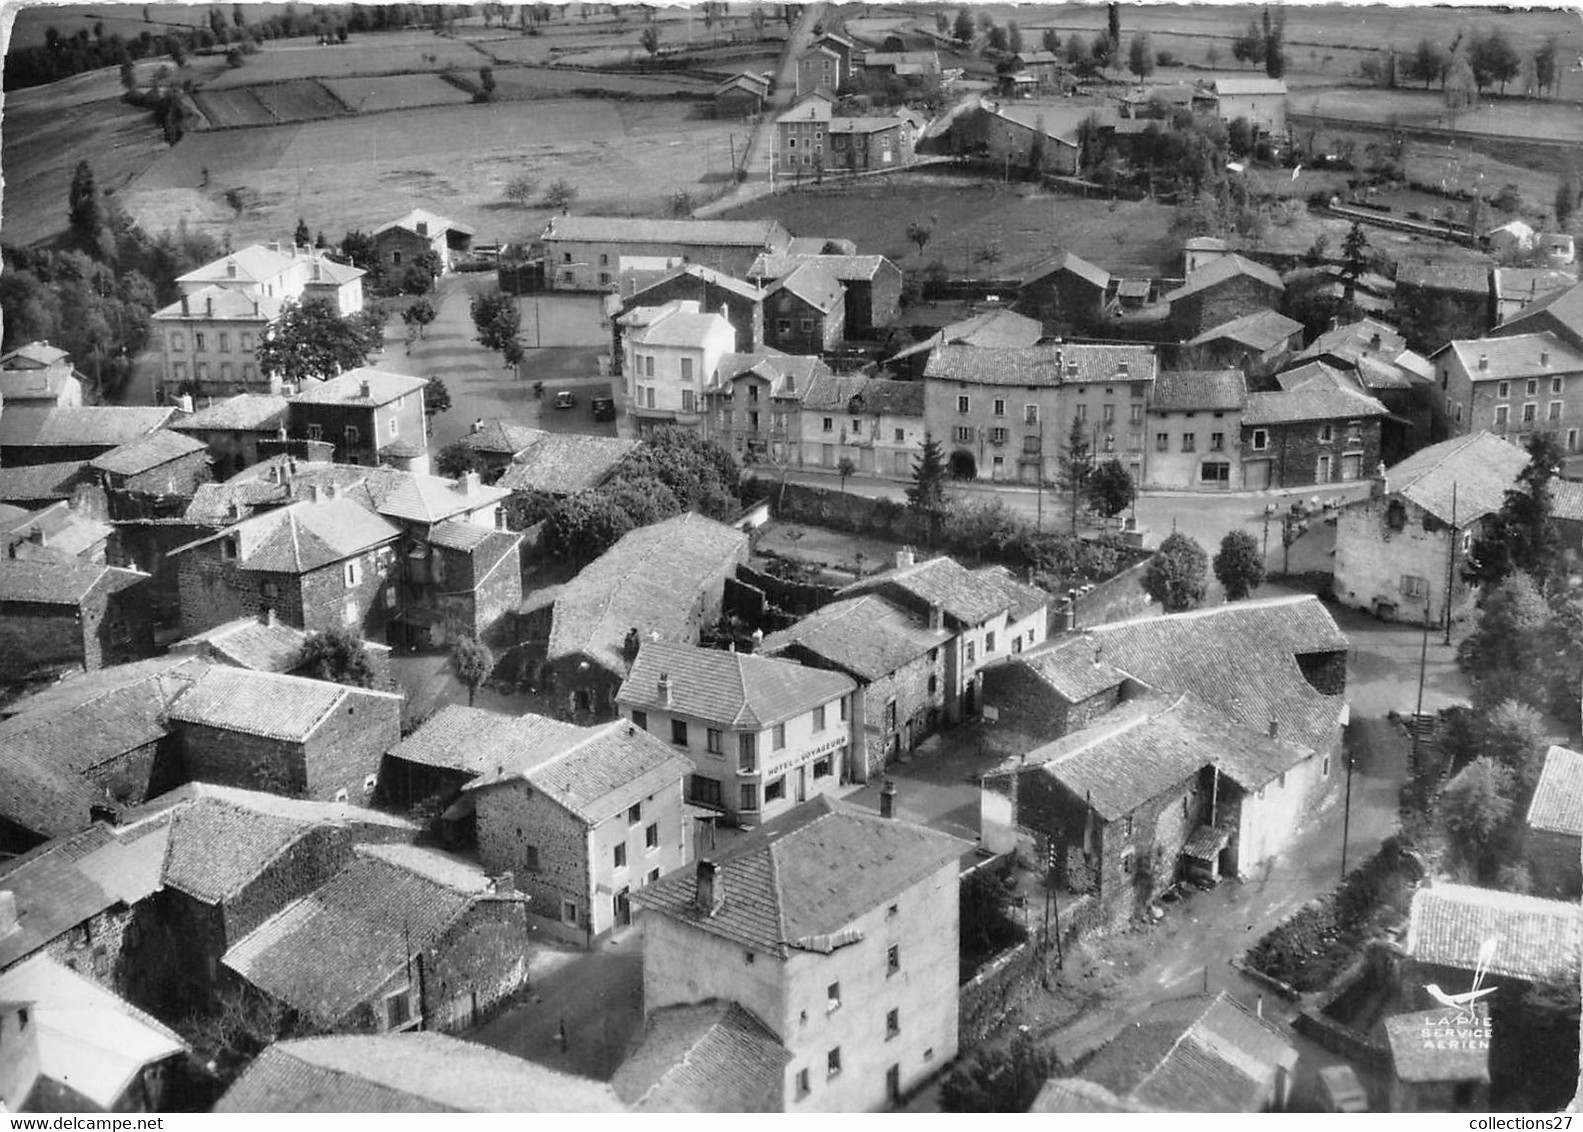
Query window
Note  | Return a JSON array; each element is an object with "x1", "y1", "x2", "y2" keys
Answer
[
  {"x1": 628, "y1": 802, "x2": 642, "y2": 824},
  {"x1": 887, "y1": 944, "x2": 900, "y2": 975},
  {"x1": 993, "y1": 398, "x2": 1006, "y2": 416},
  {"x1": 681, "y1": 390, "x2": 695, "y2": 413},
  {"x1": 886, "y1": 1008, "x2": 900, "y2": 1038},
  {"x1": 744, "y1": 950, "x2": 756, "y2": 964},
  {"x1": 523, "y1": 845, "x2": 540, "y2": 872},
  {"x1": 965, "y1": 641, "x2": 975, "y2": 664},
  {"x1": 1523, "y1": 403, "x2": 1537, "y2": 423},
  {"x1": 954, "y1": 426, "x2": 973, "y2": 443},
  {"x1": 766, "y1": 776, "x2": 786, "y2": 803},
  {"x1": 1250, "y1": 429, "x2": 1269, "y2": 451},
  {"x1": 562, "y1": 901, "x2": 578, "y2": 925},
  {"x1": 1570, "y1": 429, "x2": 1579, "y2": 454},
  {"x1": 851, "y1": 418, "x2": 862, "y2": 435},
  {"x1": 739, "y1": 733, "x2": 757, "y2": 772},
  {"x1": 1322, "y1": 755, "x2": 1331, "y2": 778},
  {"x1": 985, "y1": 631, "x2": 996, "y2": 653},
  {"x1": 194, "y1": 332, "x2": 206, "y2": 351},
  {"x1": 1155, "y1": 432, "x2": 1169, "y2": 451},
  {"x1": 887, "y1": 903, "x2": 899, "y2": 919},
  {"x1": 613, "y1": 843, "x2": 627, "y2": 868},
  {"x1": 632, "y1": 710, "x2": 648, "y2": 731},
  {"x1": 739, "y1": 783, "x2": 759, "y2": 812},
  {"x1": 219, "y1": 363, "x2": 233, "y2": 383},
  {"x1": 388, "y1": 415, "x2": 400, "y2": 438},
  {"x1": 1210, "y1": 432, "x2": 1224, "y2": 452},
  {"x1": 778, "y1": 319, "x2": 792, "y2": 334},
  {"x1": 172, "y1": 362, "x2": 188, "y2": 381},
  {"x1": 991, "y1": 426, "x2": 1008, "y2": 444},
  {"x1": 671, "y1": 719, "x2": 688, "y2": 746},
  {"x1": 823, "y1": 417, "x2": 833, "y2": 433},
  {"x1": 801, "y1": 319, "x2": 814, "y2": 333},
  {"x1": 345, "y1": 425, "x2": 361, "y2": 446},
  {"x1": 827, "y1": 982, "x2": 841, "y2": 1012},
  {"x1": 691, "y1": 775, "x2": 723, "y2": 807},
  {"x1": 827, "y1": 1048, "x2": 842, "y2": 1078},
  {"x1": 706, "y1": 728, "x2": 722, "y2": 754},
  {"x1": 773, "y1": 723, "x2": 786, "y2": 750},
  {"x1": 1124, "y1": 815, "x2": 1134, "y2": 838},
  {"x1": 598, "y1": 253, "x2": 609, "y2": 266},
  {"x1": 1103, "y1": 404, "x2": 1115, "y2": 423},
  {"x1": 171, "y1": 333, "x2": 185, "y2": 353},
  {"x1": 218, "y1": 332, "x2": 230, "y2": 352},
  {"x1": 1121, "y1": 849, "x2": 1135, "y2": 874},
  {"x1": 681, "y1": 358, "x2": 693, "y2": 381},
  {"x1": 1181, "y1": 433, "x2": 1196, "y2": 453},
  {"x1": 885, "y1": 699, "x2": 897, "y2": 729},
  {"x1": 384, "y1": 987, "x2": 413, "y2": 1030},
  {"x1": 644, "y1": 356, "x2": 655, "y2": 377},
  {"x1": 1130, "y1": 403, "x2": 1143, "y2": 423},
  {"x1": 1527, "y1": 378, "x2": 1539, "y2": 397},
  {"x1": 1553, "y1": 377, "x2": 1564, "y2": 395},
  {"x1": 261, "y1": 580, "x2": 280, "y2": 600},
  {"x1": 645, "y1": 823, "x2": 659, "y2": 850},
  {"x1": 1401, "y1": 574, "x2": 1429, "y2": 599},
  {"x1": 648, "y1": 867, "x2": 660, "y2": 884},
  {"x1": 1074, "y1": 403, "x2": 1087, "y2": 422},
  {"x1": 894, "y1": 428, "x2": 905, "y2": 443},
  {"x1": 813, "y1": 704, "x2": 826, "y2": 731},
  {"x1": 1023, "y1": 404, "x2": 1040, "y2": 426},
  {"x1": 344, "y1": 558, "x2": 361, "y2": 588},
  {"x1": 1550, "y1": 401, "x2": 1564, "y2": 421},
  {"x1": 813, "y1": 756, "x2": 832, "y2": 778},
  {"x1": 1495, "y1": 405, "x2": 1509, "y2": 426},
  {"x1": 957, "y1": 395, "x2": 970, "y2": 413},
  {"x1": 1320, "y1": 424, "x2": 1333, "y2": 443},
  {"x1": 1102, "y1": 434, "x2": 1115, "y2": 453},
  {"x1": 1498, "y1": 380, "x2": 1511, "y2": 399},
  {"x1": 839, "y1": 696, "x2": 848, "y2": 721},
  {"x1": 796, "y1": 1069, "x2": 811, "y2": 1100}
]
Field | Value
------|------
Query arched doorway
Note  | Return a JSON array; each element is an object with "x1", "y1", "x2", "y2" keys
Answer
[{"x1": 949, "y1": 449, "x2": 977, "y2": 479}]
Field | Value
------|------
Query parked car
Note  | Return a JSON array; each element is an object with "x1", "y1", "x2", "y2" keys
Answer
[
  {"x1": 554, "y1": 391, "x2": 576, "y2": 409},
  {"x1": 591, "y1": 396, "x2": 616, "y2": 421},
  {"x1": 1316, "y1": 1065, "x2": 1369, "y2": 1113}
]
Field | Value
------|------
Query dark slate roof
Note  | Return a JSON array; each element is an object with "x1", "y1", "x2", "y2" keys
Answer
[
  {"x1": 385, "y1": 706, "x2": 579, "y2": 775},
  {"x1": 1187, "y1": 309, "x2": 1303, "y2": 352},
  {"x1": 1088, "y1": 596, "x2": 1348, "y2": 753},
  {"x1": 0, "y1": 460, "x2": 87, "y2": 503},
  {"x1": 498, "y1": 434, "x2": 638, "y2": 497},
  {"x1": 0, "y1": 406, "x2": 173, "y2": 450},
  {"x1": 1373, "y1": 431, "x2": 1530, "y2": 525},
  {"x1": 1149, "y1": 369, "x2": 1247, "y2": 412},
  {"x1": 222, "y1": 844, "x2": 517, "y2": 1025},
  {"x1": 613, "y1": 1000, "x2": 790, "y2": 1112},
  {"x1": 465, "y1": 720, "x2": 692, "y2": 827},
  {"x1": 215, "y1": 1033, "x2": 623, "y2": 1113},
  {"x1": 170, "y1": 616, "x2": 312, "y2": 673},
  {"x1": 1528, "y1": 746, "x2": 1583, "y2": 836},
  {"x1": 169, "y1": 497, "x2": 399, "y2": 574},
  {"x1": 89, "y1": 430, "x2": 208, "y2": 477},
  {"x1": 843, "y1": 554, "x2": 1010, "y2": 626},
  {"x1": 1405, "y1": 884, "x2": 1579, "y2": 984},
  {"x1": 167, "y1": 667, "x2": 400, "y2": 743},
  {"x1": 170, "y1": 394, "x2": 290, "y2": 434},
  {"x1": 0, "y1": 558, "x2": 143, "y2": 607},
  {"x1": 925, "y1": 343, "x2": 1156, "y2": 387},
  {"x1": 631, "y1": 796, "x2": 969, "y2": 959},
  {"x1": 1076, "y1": 992, "x2": 1296, "y2": 1112},
  {"x1": 1384, "y1": 1006, "x2": 1492, "y2": 1084},
  {"x1": 1163, "y1": 254, "x2": 1284, "y2": 301},
  {"x1": 761, "y1": 593, "x2": 950, "y2": 681},
  {"x1": 547, "y1": 513, "x2": 749, "y2": 673},
  {"x1": 619, "y1": 641, "x2": 853, "y2": 728}
]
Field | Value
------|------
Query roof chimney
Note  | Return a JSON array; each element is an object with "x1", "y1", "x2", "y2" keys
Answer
[
  {"x1": 471, "y1": 418, "x2": 484, "y2": 434},
  {"x1": 1268, "y1": 718, "x2": 1279, "y2": 738},
  {"x1": 658, "y1": 672, "x2": 672, "y2": 706},
  {"x1": 226, "y1": 258, "x2": 237, "y2": 279},
  {"x1": 458, "y1": 470, "x2": 481, "y2": 496},
  {"x1": 1478, "y1": 354, "x2": 1488, "y2": 371},
  {"x1": 27, "y1": 528, "x2": 45, "y2": 547},
  {"x1": 261, "y1": 606, "x2": 276, "y2": 626},
  {"x1": 312, "y1": 261, "x2": 322, "y2": 282},
  {"x1": 895, "y1": 545, "x2": 915, "y2": 570},
  {"x1": 359, "y1": 379, "x2": 372, "y2": 399},
  {"x1": 1541, "y1": 349, "x2": 1550, "y2": 367},
  {"x1": 325, "y1": 482, "x2": 339, "y2": 501},
  {"x1": 1370, "y1": 331, "x2": 1382, "y2": 350},
  {"x1": 695, "y1": 859, "x2": 723, "y2": 915},
  {"x1": 880, "y1": 779, "x2": 897, "y2": 819},
  {"x1": 928, "y1": 603, "x2": 943, "y2": 631},
  {"x1": 310, "y1": 483, "x2": 323, "y2": 503},
  {"x1": 206, "y1": 295, "x2": 214, "y2": 318}
]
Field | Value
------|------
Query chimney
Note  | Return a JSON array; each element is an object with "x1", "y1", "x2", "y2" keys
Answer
[
  {"x1": 1478, "y1": 354, "x2": 1488, "y2": 371},
  {"x1": 895, "y1": 545, "x2": 915, "y2": 569},
  {"x1": 269, "y1": 240, "x2": 281, "y2": 254},
  {"x1": 261, "y1": 606, "x2": 277, "y2": 626},
  {"x1": 695, "y1": 859, "x2": 723, "y2": 915},
  {"x1": 928, "y1": 603, "x2": 943, "y2": 631},
  {"x1": 658, "y1": 673, "x2": 672, "y2": 706},
  {"x1": 0, "y1": 891, "x2": 17, "y2": 938},
  {"x1": 1093, "y1": 643, "x2": 1103, "y2": 667},
  {"x1": 206, "y1": 295, "x2": 213, "y2": 318},
  {"x1": 310, "y1": 483, "x2": 324, "y2": 503},
  {"x1": 1370, "y1": 331, "x2": 1382, "y2": 350},
  {"x1": 471, "y1": 418, "x2": 484, "y2": 434},
  {"x1": 880, "y1": 779, "x2": 897, "y2": 819},
  {"x1": 359, "y1": 379, "x2": 372, "y2": 399},
  {"x1": 1268, "y1": 718, "x2": 1279, "y2": 738},
  {"x1": 27, "y1": 528, "x2": 45, "y2": 547},
  {"x1": 312, "y1": 261, "x2": 322, "y2": 282},
  {"x1": 325, "y1": 482, "x2": 339, "y2": 501},
  {"x1": 229, "y1": 500, "x2": 244, "y2": 520},
  {"x1": 1541, "y1": 349, "x2": 1550, "y2": 367},
  {"x1": 459, "y1": 470, "x2": 481, "y2": 496},
  {"x1": 416, "y1": 220, "x2": 429, "y2": 237},
  {"x1": 180, "y1": 294, "x2": 190, "y2": 315},
  {"x1": 226, "y1": 258, "x2": 237, "y2": 278},
  {"x1": 489, "y1": 871, "x2": 516, "y2": 895}
]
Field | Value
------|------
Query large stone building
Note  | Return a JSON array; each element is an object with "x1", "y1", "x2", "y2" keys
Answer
[
  {"x1": 286, "y1": 368, "x2": 430, "y2": 472},
  {"x1": 0, "y1": 558, "x2": 152, "y2": 682},
  {"x1": 619, "y1": 300, "x2": 737, "y2": 438},
  {"x1": 1431, "y1": 332, "x2": 1583, "y2": 470},
  {"x1": 1143, "y1": 369, "x2": 1247, "y2": 491},
  {"x1": 1241, "y1": 371, "x2": 1387, "y2": 489},
  {"x1": 371, "y1": 208, "x2": 475, "y2": 277},
  {"x1": 540, "y1": 216, "x2": 793, "y2": 291},
  {"x1": 795, "y1": 373, "x2": 925, "y2": 479}
]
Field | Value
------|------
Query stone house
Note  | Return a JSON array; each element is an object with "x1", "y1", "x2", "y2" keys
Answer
[
  {"x1": 168, "y1": 493, "x2": 400, "y2": 639},
  {"x1": 615, "y1": 263, "x2": 766, "y2": 360},
  {"x1": 0, "y1": 558, "x2": 153, "y2": 681},
  {"x1": 886, "y1": 309, "x2": 1045, "y2": 382},
  {"x1": 372, "y1": 208, "x2": 475, "y2": 276},
  {"x1": 222, "y1": 843, "x2": 530, "y2": 1034},
  {"x1": 286, "y1": 368, "x2": 430, "y2": 472},
  {"x1": 0, "y1": 406, "x2": 174, "y2": 468},
  {"x1": 448, "y1": 420, "x2": 545, "y2": 482},
  {"x1": 795, "y1": 372, "x2": 925, "y2": 480},
  {"x1": 377, "y1": 706, "x2": 576, "y2": 816},
  {"x1": 1241, "y1": 372, "x2": 1387, "y2": 489},
  {"x1": 824, "y1": 116, "x2": 913, "y2": 174},
  {"x1": 761, "y1": 592, "x2": 952, "y2": 779},
  {"x1": 169, "y1": 394, "x2": 290, "y2": 481},
  {"x1": 1395, "y1": 264, "x2": 1495, "y2": 346},
  {"x1": 1524, "y1": 745, "x2": 1583, "y2": 898},
  {"x1": 1206, "y1": 76, "x2": 1288, "y2": 135},
  {"x1": 706, "y1": 352, "x2": 829, "y2": 467},
  {"x1": 1183, "y1": 309, "x2": 1304, "y2": 378},
  {"x1": 1382, "y1": 1006, "x2": 1492, "y2": 1113},
  {"x1": 620, "y1": 300, "x2": 737, "y2": 437},
  {"x1": 497, "y1": 433, "x2": 638, "y2": 503},
  {"x1": 976, "y1": 634, "x2": 1135, "y2": 761},
  {"x1": 466, "y1": 718, "x2": 693, "y2": 946},
  {"x1": 175, "y1": 240, "x2": 365, "y2": 313},
  {"x1": 921, "y1": 99, "x2": 1081, "y2": 176},
  {"x1": 632, "y1": 798, "x2": 970, "y2": 1112},
  {"x1": 1144, "y1": 369, "x2": 1248, "y2": 491},
  {"x1": 89, "y1": 430, "x2": 211, "y2": 517},
  {"x1": 535, "y1": 513, "x2": 750, "y2": 721},
  {"x1": 617, "y1": 641, "x2": 857, "y2": 826},
  {"x1": 0, "y1": 461, "x2": 90, "y2": 510},
  {"x1": 1333, "y1": 432, "x2": 1530, "y2": 624},
  {"x1": 1431, "y1": 332, "x2": 1583, "y2": 467},
  {"x1": 1017, "y1": 249, "x2": 1112, "y2": 335},
  {"x1": 1163, "y1": 254, "x2": 1285, "y2": 340},
  {"x1": 166, "y1": 665, "x2": 402, "y2": 804},
  {"x1": 1292, "y1": 318, "x2": 1436, "y2": 462},
  {"x1": 0, "y1": 342, "x2": 85, "y2": 409},
  {"x1": 750, "y1": 254, "x2": 902, "y2": 340},
  {"x1": 796, "y1": 42, "x2": 844, "y2": 100},
  {"x1": 408, "y1": 520, "x2": 523, "y2": 646},
  {"x1": 172, "y1": 611, "x2": 390, "y2": 680},
  {"x1": 540, "y1": 216, "x2": 793, "y2": 292},
  {"x1": 773, "y1": 94, "x2": 833, "y2": 177},
  {"x1": 763, "y1": 262, "x2": 846, "y2": 355}
]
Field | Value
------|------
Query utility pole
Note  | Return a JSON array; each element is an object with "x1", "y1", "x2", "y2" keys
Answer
[
  {"x1": 1411, "y1": 586, "x2": 1432, "y2": 802},
  {"x1": 1339, "y1": 748, "x2": 1354, "y2": 878},
  {"x1": 1444, "y1": 482, "x2": 1458, "y2": 646}
]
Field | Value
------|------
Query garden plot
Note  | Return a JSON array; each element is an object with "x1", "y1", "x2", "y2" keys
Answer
[{"x1": 321, "y1": 73, "x2": 471, "y2": 114}]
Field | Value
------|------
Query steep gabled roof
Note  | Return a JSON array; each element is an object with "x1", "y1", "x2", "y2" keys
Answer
[
  {"x1": 153, "y1": 284, "x2": 279, "y2": 322},
  {"x1": 1164, "y1": 254, "x2": 1284, "y2": 302},
  {"x1": 629, "y1": 262, "x2": 766, "y2": 304},
  {"x1": 631, "y1": 797, "x2": 969, "y2": 959},
  {"x1": 770, "y1": 261, "x2": 843, "y2": 314},
  {"x1": 843, "y1": 554, "x2": 1010, "y2": 626},
  {"x1": 176, "y1": 243, "x2": 298, "y2": 288},
  {"x1": 761, "y1": 593, "x2": 949, "y2": 681},
  {"x1": 619, "y1": 641, "x2": 854, "y2": 729},
  {"x1": 1187, "y1": 309, "x2": 1303, "y2": 353},
  {"x1": 1405, "y1": 883, "x2": 1579, "y2": 984},
  {"x1": 1371, "y1": 431, "x2": 1530, "y2": 525},
  {"x1": 0, "y1": 460, "x2": 87, "y2": 504},
  {"x1": 613, "y1": 999, "x2": 790, "y2": 1112},
  {"x1": 373, "y1": 208, "x2": 474, "y2": 239},
  {"x1": 0, "y1": 558, "x2": 145, "y2": 607},
  {"x1": 1020, "y1": 247, "x2": 1111, "y2": 291},
  {"x1": 1526, "y1": 745, "x2": 1583, "y2": 838},
  {"x1": 168, "y1": 497, "x2": 399, "y2": 574}
]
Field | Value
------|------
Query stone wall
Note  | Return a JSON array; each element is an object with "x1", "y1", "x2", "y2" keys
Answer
[
  {"x1": 0, "y1": 601, "x2": 85, "y2": 680},
  {"x1": 177, "y1": 548, "x2": 300, "y2": 636},
  {"x1": 1334, "y1": 494, "x2": 1476, "y2": 623},
  {"x1": 301, "y1": 691, "x2": 402, "y2": 802},
  {"x1": 1246, "y1": 418, "x2": 1382, "y2": 490},
  {"x1": 84, "y1": 740, "x2": 184, "y2": 807},
  {"x1": 423, "y1": 896, "x2": 533, "y2": 1030},
  {"x1": 179, "y1": 722, "x2": 308, "y2": 796},
  {"x1": 476, "y1": 781, "x2": 593, "y2": 944},
  {"x1": 109, "y1": 522, "x2": 210, "y2": 631},
  {"x1": 1072, "y1": 554, "x2": 1158, "y2": 629},
  {"x1": 1170, "y1": 277, "x2": 1283, "y2": 339},
  {"x1": 117, "y1": 449, "x2": 213, "y2": 500}
]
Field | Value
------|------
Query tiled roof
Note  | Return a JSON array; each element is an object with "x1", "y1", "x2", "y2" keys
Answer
[
  {"x1": 761, "y1": 593, "x2": 949, "y2": 681},
  {"x1": 0, "y1": 955, "x2": 187, "y2": 1111},
  {"x1": 0, "y1": 460, "x2": 87, "y2": 503},
  {"x1": 543, "y1": 215, "x2": 786, "y2": 248},
  {"x1": 797, "y1": 372, "x2": 867, "y2": 411},
  {"x1": 2, "y1": 342, "x2": 70, "y2": 367},
  {"x1": 1020, "y1": 248, "x2": 1111, "y2": 290},
  {"x1": 1526, "y1": 745, "x2": 1583, "y2": 837},
  {"x1": 89, "y1": 429, "x2": 208, "y2": 476},
  {"x1": 363, "y1": 466, "x2": 510, "y2": 524},
  {"x1": 1295, "y1": 317, "x2": 1430, "y2": 381},
  {"x1": 1031, "y1": 1077, "x2": 1150, "y2": 1112},
  {"x1": 1384, "y1": 1006, "x2": 1492, "y2": 1083},
  {"x1": 613, "y1": 999, "x2": 790, "y2": 1111},
  {"x1": 1187, "y1": 308, "x2": 1303, "y2": 352},
  {"x1": 176, "y1": 243, "x2": 299, "y2": 287},
  {"x1": 925, "y1": 343, "x2": 1156, "y2": 387},
  {"x1": 454, "y1": 420, "x2": 544, "y2": 456},
  {"x1": 750, "y1": 253, "x2": 893, "y2": 283},
  {"x1": 167, "y1": 666, "x2": 398, "y2": 742},
  {"x1": 287, "y1": 367, "x2": 427, "y2": 407},
  {"x1": 627, "y1": 305, "x2": 734, "y2": 349},
  {"x1": 1397, "y1": 262, "x2": 1492, "y2": 296},
  {"x1": 1016, "y1": 636, "x2": 1129, "y2": 702},
  {"x1": 427, "y1": 518, "x2": 498, "y2": 552},
  {"x1": 1149, "y1": 369, "x2": 1247, "y2": 412},
  {"x1": 1497, "y1": 278, "x2": 1583, "y2": 348},
  {"x1": 547, "y1": 512, "x2": 749, "y2": 673},
  {"x1": 386, "y1": 705, "x2": 579, "y2": 775},
  {"x1": 934, "y1": 308, "x2": 1046, "y2": 351},
  {"x1": 153, "y1": 284, "x2": 279, "y2": 322},
  {"x1": 771, "y1": 261, "x2": 843, "y2": 313},
  {"x1": 0, "y1": 558, "x2": 144, "y2": 606},
  {"x1": 1087, "y1": 595, "x2": 1348, "y2": 752},
  {"x1": 844, "y1": 554, "x2": 1011, "y2": 626},
  {"x1": 222, "y1": 844, "x2": 513, "y2": 1025},
  {"x1": 0, "y1": 751, "x2": 113, "y2": 842},
  {"x1": 1552, "y1": 479, "x2": 1583, "y2": 523},
  {"x1": 1406, "y1": 883, "x2": 1580, "y2": 983},
  {"x1": 619, "y1": 640, "x2": 853, "y2": 728},
  {"x1": 1494, "y1": 267, "x2": 1577, "y2": 306},
  {"x1": 775, "y1": 96, "x2": 833, "y2": 124},
  {"x1": 170, "y1": 497, "x2": 399, "y2": 574},
  {"x1": 630, "y1": 262, "x2": 765, "y2": 303},
  {"x1": 632, "y1": 796, "x2": 969, "y2": 958},
  {"x1": 465, "y1": 719, "x2": 693, "y2": 827},
  {"x1": 1441, "y1": 332, "x2": 1583, "y2": 382},
  {"x1": 1242, "y1": 379, "x2": 1387, "y2": 426},
  {"x1": 499, "y1": 434, "x2": 638, "y2": 496},
  {"x1": 1372, "y1": 431, "x2": 1530, "y2": 525},
  {"x1": 713, "y1": 352, "x2": 828, "y2": 399},
  {"x1": 0, "y1": 406, "x2": 172, "y2": 450},
  {"x1": 799, "y1": 374, "x2": 924, "y2": 416},
  {"x1": 2, "y1": 501, "x2": 109, "y2": 560},
  {"x1": 1077, "y1": 992, "x2": 1295, "y2": 1112},
  {"x1": 1211, "y1": 76, "x2": 1287, "y2": 96},
  {"x1": 171, "y1": 616, "x2": 312, "y2": 673},
  {"x1": 972, "y1": 565, "x2": 1048, "y2": 623},
  {"x1": 170, "y1": 394, "x2": 290, "y2": 433},
  {"x1": 1163, "y1": 254, "x2": 1284, "y2": 302},
  {"x1": 373, "y1": 207, "x2": 474, "y2": 238},
  {"x1": 216, "y1": 1033, "x2": 622, "y2": 1112}
]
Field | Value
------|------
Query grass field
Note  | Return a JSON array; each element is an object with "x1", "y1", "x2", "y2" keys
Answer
[
  {"x1": 1300, "y1": 86, "x2": 1583, "y2": 143},
  {"x1": 192, "y1": 78, "x2": 350, "y2": 127},
  {"x1": 321, "y1": 73, "x2": 472, "y2": 114},
  {"x1": 199, "y1": 31, "x2": 486, "y2": 90},
  {"x1": 488, "y1": 64, "x2": 718, "y2": 98}
]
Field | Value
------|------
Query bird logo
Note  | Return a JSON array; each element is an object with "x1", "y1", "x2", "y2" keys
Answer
[{"x1": 1425, "y1": 936, "x2": 1499, "y2": 1009}]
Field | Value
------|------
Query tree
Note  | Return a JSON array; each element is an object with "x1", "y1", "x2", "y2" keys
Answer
[
  {"x1": 1086, "y1": 460, "x2": 1134, "y2": 527},
  {"x1": 1128, "y1": 32, "x2": 1154, "y2": 80},
  {"x1": 1057, "y1": 416, "x2": 1092, "y2": 535},
  {"x1": 1471, "y1": 28, "x2": 1520, "y2": 94},
  {"x1": 452, "y1": 635, "x2": 495, "y2": 707},
  {"x1": 1089, "y1": 30, "x2": 1114, "y2": 74},
  {"x1": 1144, "y1": 531, "x2": 1208, "y2": 613},
  {"x1": 1457, "y1": 573, "x2": 1551, "y2": 710},
  {"x1": 1213, "y1": 529, "x2": 1266, "y2": 601},
  {"x1": 1107, "y1": 2, "x2": 1121, "y2": 48},
  {"x1": 1464, "y1": 432, "x2": 1564, "y2": 592},
  {"x1": 120, "y1": 57, "x2": 137, "y2": 91},
  {"x1": 436, "y1": 439, "x2": 489, "y2": 479},
  {"x1": 1480, "y1": 698, "x2": 1551, "y2": 799},
  {"x1": 1342, "y1": 220, "x2": 1368, "y2": 304},
  {"x1": 542, "y1": 179, "x2": 579, "y2": 211},
  {"x1": 1064, "y1": 33, "x2": 1089, "y2": 71},
  {"x1": 985, "y1": 23, "x2": 1007, "y2": 54},
  {"x1": 942, "y1": 1030, "x2": 1055, "y2": 1112},
  {"x1": 423, "y1": 375, "x2": 451, "y2": 422},
  {"x1": 68, "y1": 160, "x2": 103, "y2": 253},
  {"x1": 479, "y1": 65, "x2": 495, "y2": 95},
  {"x1": 905, "y1": 217, "x2": 934, "y2": 255},
  {"x1": 907, "y1": 432, "x2": 950, "y2": 540},
  {"x1": 640, "y1": 24, "x2": 660, "y2": 55},
  {"x1": 1041, "y1": 28, "x2": 1060, "y2": 54},
  {"x1": 470, "y1": 289, "x2": 525, "y2": 368},
  {"x1": 1227, "y1": 115, "x2": 1255, "y2": 157},
  {"x1": 505, "y1": 175, "x2": 539, "y2": 207},
  {"x1": 1555, "y1": 170, "x2": 1579, "y2": 228},
  {"x1": 1444, "y1": 53, "x2": 1477, "y2": 124},
  {"x1": 1535, "y1": 36, "x2": 1560, "y2": 97},
  {"x1": 1231, "y1": 19, "x2": 1265, "y2": 67},
  {"x1": 1406, "y1": 37, "x2": 1449, "y2": 88},
  {"x1": 1263, "y1": 6, "x2": 1285, "y2": 79},
  {"x1": 296, "y1": 627, "x2": 377, "y2": 688},
  {"x1": 837, "y1": 456, "x2": 857, "y2": 492},
  {"x1": 402, "y1": 297, "x2": 436, "y2": 341},
  {"x1": 953, "y1": 7, "x2": 974, "y2": 45},
  {"x1": 667, "y1": 191, "x2": 693, "y2": 218},
  {"x1": 1438, "y1": 757, "x2": 1516, "y2": 879},
  {"x1": 1206, "y1": 43, "x2": 1220, "y2": 68},
  {"x1": 1006, "y1": 20, "x2": 1022, "y2": 56},
  {"x1": 255, "y1": 297, "x2": 376, "y2": 385}
]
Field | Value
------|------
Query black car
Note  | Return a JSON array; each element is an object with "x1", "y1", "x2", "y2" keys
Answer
[{"x1": 591, "y1": 396, "x2": 616, "y2": 422}]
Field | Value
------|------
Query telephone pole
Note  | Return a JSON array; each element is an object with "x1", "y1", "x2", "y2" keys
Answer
[{"x1": 1443, "y1": 482, "x2": 1458, "y2": 646}]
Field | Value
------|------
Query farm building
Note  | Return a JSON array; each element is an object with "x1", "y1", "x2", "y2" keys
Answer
[
  {"x1": 714, "y1": 70, "x2": 770, "y2": 118},
  {"x1": 540, "y1": 216, "x2": 793, "y2": 292},
  {"x1": 0, "y1": 342, "x2": 84, "y2": 409},
  {"x1": 372, "y1": 208, "x2": 475, "y2": 276},
  {"x1": 1204, "y1": 76, "x2": 1288, "y2": 137}
]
